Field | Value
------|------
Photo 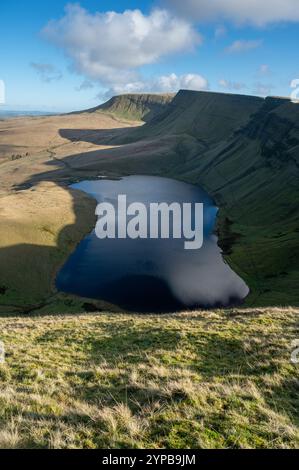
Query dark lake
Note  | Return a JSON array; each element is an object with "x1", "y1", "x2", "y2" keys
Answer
[{"x1": 56, "y1": 176, "x2": 249, "y2": 312}]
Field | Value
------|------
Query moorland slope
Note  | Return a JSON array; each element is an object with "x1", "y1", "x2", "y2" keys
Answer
[
  {"x1": 0, "y1": 90, "x2": 298, "y2": 311},
  {"x1": 73, "y1": 93, "x2": 174, "y2": 122},
  {"x1": 0, "y1": 92, "x2": 299, "y2": 450}
]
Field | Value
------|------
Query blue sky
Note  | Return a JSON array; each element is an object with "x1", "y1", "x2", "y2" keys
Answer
[{"x1": 1, "y1": 0, "x2": 298, "y2": 112}]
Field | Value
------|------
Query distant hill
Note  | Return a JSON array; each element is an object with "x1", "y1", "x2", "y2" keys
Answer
[
  {"x1": 0, "y1": 110, "x2": 56, "y2": 119},
  {"x1": 74, "y1": 93, "x2": 175, "y2": 122}
]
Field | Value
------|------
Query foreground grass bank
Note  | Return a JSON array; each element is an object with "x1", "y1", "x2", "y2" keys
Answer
[{"x1": 0, "y1": 308, "x2": 298, "y2": 449}]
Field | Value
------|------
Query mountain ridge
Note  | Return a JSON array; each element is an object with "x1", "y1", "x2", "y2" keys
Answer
[
  {"x1": 75, "y1": 89, "x2": 299, "y2": 306},
  {"x1": 72, "y1": 93, "x2": 175, "y2": 122}
]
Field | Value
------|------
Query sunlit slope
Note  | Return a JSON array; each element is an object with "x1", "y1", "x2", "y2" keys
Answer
[
  {"x1": 0, "y1": 308, "x2": 298, "y2": 449},
  {"x1": 76, "y1": 93, "x2": 175, "y2": 122},
  {"x1": 0, "y1": 183, "x2": 96, "y2": 310}
]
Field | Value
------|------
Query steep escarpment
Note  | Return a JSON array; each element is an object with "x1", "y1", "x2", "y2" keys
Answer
[
  {"x1": 78, "y1": 90, "x2": 299, "y2": 306},
  {"x1": 122, "y1": 90, "x2": 263, "y2": 143},
  {"x1": 76, "y1": 93, "x2": 175, "y2": 122}
]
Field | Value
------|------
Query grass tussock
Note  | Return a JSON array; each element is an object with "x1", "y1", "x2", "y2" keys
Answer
[{"x1": 0, "y1": 307, "x2": 299, "y2": 449}]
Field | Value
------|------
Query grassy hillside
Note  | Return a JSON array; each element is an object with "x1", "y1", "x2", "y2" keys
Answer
[
  {"x1": 78, "y1": 90, "x2": 299, "y2": 307},
  {"x1": 0, "y1": 308, "x2": 298, "y2": 449},
  {"x1": 77, "y1": 93, "x2": 175, "y2": 122},
  {"x1": 0, "y1": 93, "x2": 298, "y2": 451},
  {"x1": 123, "y1": 90, "x2": 263, "y2": 143},
  {"x1": 0, "y1": 90, "x2": 298, "y2": 311}
]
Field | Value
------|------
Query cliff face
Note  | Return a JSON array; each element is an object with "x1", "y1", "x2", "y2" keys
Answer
[
  {"x1": 126, "y1": 90, "x2": 263, "y2": 143},
  {"x1": 121, "y1": 90, "x2": 299, "y2": 177},
  {"x1": 237, "y1": 97, "x2": 299, "y2": 170},
  {"x1": 81, "y1": 93, "x2": 175, "y2": 122}
]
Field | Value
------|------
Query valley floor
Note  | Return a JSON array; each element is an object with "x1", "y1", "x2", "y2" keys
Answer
[{"x1": 0, "y1": 308, "x2": 298, "y2": 449}]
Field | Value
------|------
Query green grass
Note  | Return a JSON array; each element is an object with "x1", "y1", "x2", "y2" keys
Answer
[{"x1": 0, "y1": 308, "x2": 298, "y2": 449}]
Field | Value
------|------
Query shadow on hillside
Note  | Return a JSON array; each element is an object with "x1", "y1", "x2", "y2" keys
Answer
[
  {"x1": 0, "y1": 126, "x2": 198, "y2": 314},
  {"x1": 23, "y1": 321, "x2": 299, "y2": 433},
  {"x1": 59, "y1": 126, "x2": 139, "y2": 146},
  {"x1": 0, "y1": 188, "x2": 98, "y2": 313},
  {"x1": 0, "y1": 130, "x2": 181, "y2": 313},
  {"x1": 12, "y1": 134, "x2": 179, "y2": 193}
]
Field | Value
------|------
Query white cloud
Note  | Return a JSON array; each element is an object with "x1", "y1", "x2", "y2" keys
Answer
[
  {"x1": 225, "y1": 39, "x2": 262, "y2": 54},
  {"x1": 30, "y1": 62, "x2": 62, "y2": 82},
  {"x1": 253, "y1": 82, "x2": 274, "y2": 96},
  {"x1": 218, "y1": 79, "x2": 246, "y2": 91},
  {"x1": 43, "y1": 4, "x2": 201, "y2": 88},
  {"x1": 100, "y1": 82, "x2": 147, "y2": 99},
  {"x1": 102, "y1": 73, "x2": 209, "y2": 99},
  {"x1": 164, "y1": 0, "x2": 299, "y2": 26},
  {"x1": 153, "y1": 73, "x2": 209, "y2": 92},
  {"x1": 76, "y1": 80, "x2": 94, "y2": 91}
]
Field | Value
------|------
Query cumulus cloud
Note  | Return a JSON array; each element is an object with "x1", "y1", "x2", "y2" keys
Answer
[
  {"x1": 218, "y1": 79, "x2": 246, "y2": 91},
  {"x1": 42, "y1": 4, "x2": 201, "y2": 89},
  {"x1": 225, "y1": 39, "x2": 262, "y2": 54},
  {"x1": 164, "y1": 0, "x2": 299, "y2": 26},
  {"x1": 153, "y1": 73, "x2": 209, "y2": 92},
  {"x1": 102, "y1": 73, "x2": 209, "y2": 99},
  {"x1": 30, "y1": 62, "x2": 62, "y2": 82}
]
